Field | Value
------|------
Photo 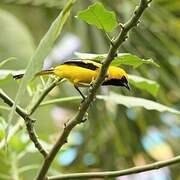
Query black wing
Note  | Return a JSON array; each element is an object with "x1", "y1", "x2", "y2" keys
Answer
[{"x1": 63, "y1": 60, "x2": 99, "y2": 71}]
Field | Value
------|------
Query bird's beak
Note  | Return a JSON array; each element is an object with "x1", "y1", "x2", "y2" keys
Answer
[{"x1": 123, "y1": 82, "x2": 131, "y2": 91}]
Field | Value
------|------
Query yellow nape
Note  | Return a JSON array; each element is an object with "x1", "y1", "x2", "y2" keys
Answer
[{"x1": 108, "y1": 66, "x2": 128, "y2": 80}]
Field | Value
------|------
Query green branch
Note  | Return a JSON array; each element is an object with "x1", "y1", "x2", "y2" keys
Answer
[
  {"x1": 48, "y1": 155, "x2": 180, "y2": 179},
  {"x1": 0, "y1": 118, "x2": 24, "y2": 149},
  {"x1": 35, "y1": 0, "x2": 152, "y2": 179},
  {"x1": 28, "y1": 78, "x2": 62, "y2": 115}
]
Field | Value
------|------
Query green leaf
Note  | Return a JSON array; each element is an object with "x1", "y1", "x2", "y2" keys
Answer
[
  {"x1": 128, "y1": 74, "x2": 160, "y2": 96},
  {"x1": 0, "y1": 71, "x2": 12, "y2": 83},
  {"x1": 0, "y1": 70, "x2": 24, "y2": 83},
  {"x1": 76, "y1": 2, "x2": 118, "y2": 32},
  {"x1": 38, "y1": 93, "x2": 179, "y2": 115},
  {"x1": 7, "y1": 0, "x2": 76, "y2": 139},
  {"x1": 112, "y1": 54, "x2": 160, "y2": 68},
  {"x1": 0, "y1": 57, "x2": 16, "y2": 69},
  {"x1": 75, "y1": 52, "x2": 159, "y2": 68},
  {"x1": 40, "y1": 96, "x2": 81, "y2": 106},
  {"x1": 0, "y1": 106, "x2": 9, "y2": 112},
  {"x1": 98, "y1": 92, "x2": 180, "y2": 115},
  {"x1": 75, "y1": 52, "x2": 105, "y2": 60}
]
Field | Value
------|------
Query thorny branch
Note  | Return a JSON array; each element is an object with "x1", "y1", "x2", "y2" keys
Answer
[{"x1": 36, "y1": 0, "x2": 153, "y2": 179}]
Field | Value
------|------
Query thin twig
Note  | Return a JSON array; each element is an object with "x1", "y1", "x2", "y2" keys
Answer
[
  {"x1": 35, "y1": 0, "x2": 152, "y2": 179},
  {"x1": 48, "y1": 155, "x2": 180, "y2": 179},
  {"x1": 28, "y1": 78, "x2": 62, "y2": 116},
  {"x1": 0, "y1": 79, "x2": 62, "y2": 156},
  {"x1": 0, "y1": 118, "x2": 24, "y2": 149},
  {"x1": 0, "y1": 89, "x2": 48, "y2": 157}
]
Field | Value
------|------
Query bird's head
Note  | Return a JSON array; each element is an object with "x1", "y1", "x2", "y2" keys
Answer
[
  {"x1": 102, "y1": 75, "x2": 130, "y2": 90},
  {"x1": 102, "y1": 67, "x2": 130, "y2": 91}
]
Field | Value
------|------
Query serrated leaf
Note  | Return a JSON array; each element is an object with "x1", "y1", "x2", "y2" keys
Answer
[
  {"x1": 98, "y1": 92, "x2": 180, "y2": 115},
  {"x1": 75, "y1": 52, "x2": 159, "y2": 68},
  {"x1": 0, "y1": 57, "x2": 16, "y2": 69},
  {"x1": 128, "y1": 74, "x2": 160, "y2": 96},
  {"x1": 76, "y1": 2, "x2": 118, "y2": 32}
]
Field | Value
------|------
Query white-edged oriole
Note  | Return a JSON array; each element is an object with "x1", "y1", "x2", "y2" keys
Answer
[{"x1": 13, "y1": 60, "x2": 130, "y2": 100}]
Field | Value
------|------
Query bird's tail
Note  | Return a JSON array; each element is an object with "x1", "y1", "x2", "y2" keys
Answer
[
  {"x1": 35, "y1": 69, "x2": 54, "y2": 76},
  {"x1": 13, "y1": 69, "x2": 54, "y2": 80}
]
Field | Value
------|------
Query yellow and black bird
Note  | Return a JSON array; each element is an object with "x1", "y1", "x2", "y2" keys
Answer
[{"x1": 13, "y1": 60, "x2": 130, "y2": 100}]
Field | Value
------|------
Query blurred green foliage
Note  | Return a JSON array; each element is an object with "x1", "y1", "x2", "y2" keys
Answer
[{"x1": 0, "y1": 0, "x2": 180, "y2": 180}]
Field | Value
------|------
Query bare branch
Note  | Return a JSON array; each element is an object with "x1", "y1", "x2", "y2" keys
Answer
[{"x1": 48, "y1": 155, "x2": 180, "y2": 179}]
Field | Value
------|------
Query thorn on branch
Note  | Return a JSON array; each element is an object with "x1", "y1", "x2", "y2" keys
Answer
[
  {"x1": 136, "y1": 20, "x2": 141, "y2": 26},
  {"x1": 64, "y1": 119, "x2": 70, "y2": 129},
  {"x1": 118, "y1": 23, "x2": 124, "y2": 30},
  {"x1": 134, "y1": 6, "x2": 139, "y2": 15},
  {"x1": 31, "y1": 118, "x2": 36, "y2": 124},
  {"x1": 64, "y1": 122, "x2": 67, "y2": 129},
  {"x1": 89, "y1": 81, "x2": 94, "y2": 90},
  {"x1": 81, "y1": 118, "x2": 87, "y2": 123},
  {"x1": 123, "y1": 36, "x2": 128, "y2": 42},
  {"x1": 80, "y1": 112, "x2": 88, "y2": 123},
  {"x1": 114, "y1": 52, "x2": 118, "y2": 57},
  {"x1": 148, "y1": 0, "x2": 152, "y2": 4}
]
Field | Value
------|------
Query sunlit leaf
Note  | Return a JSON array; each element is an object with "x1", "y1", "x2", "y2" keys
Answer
[
  {"x1": 98, "y1": 92, "x2": 180, "y2": 115},
  {"x1": 40, "y1": 96, "x2": 81, "y2": 106},
  {"x1": 0, "y1": 70, "x2": 24, "y2": 83},
  {"x1": 75, "y1": 52, "x2": 159, "y2": 68},
  {"x1": 0, "y1": 106, "x2": 9, "y2": 111},
  {"x1": 0, "y1": 116, "x2": 7, "y2": 138},
  {"x1": 128, "y1": 74, "x2": 160, "y2": 96},
  {"x1": 112, "y1": 54, "x2": 160, "y2": 68},
  {"x1": 76, "y1": 2, "x2": 118, "y2": 32},
  {"x1": 41, "y1": 94, "x2": 180, "y2": 115},
  {"x1": 75, "y1": 52, "x2": 105, "y2": 60}
]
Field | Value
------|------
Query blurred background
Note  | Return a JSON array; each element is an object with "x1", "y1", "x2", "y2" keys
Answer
[{"x1": 0, "y1": 0, "x2": 180, "y2": 179}]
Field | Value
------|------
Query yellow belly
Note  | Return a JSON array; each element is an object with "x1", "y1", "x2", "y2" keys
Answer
[{"x1": 54, "y1": 65, "x2": 98, "y2": 86}]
